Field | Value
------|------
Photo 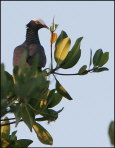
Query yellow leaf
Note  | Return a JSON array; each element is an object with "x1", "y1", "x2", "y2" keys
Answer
[
  {"x1": 50, "y1": 33, "x2": 58, "y2": 44},
  {"x1": 1, "y1": 138, "x2": 10, "y2": 148},
  {"x1": 1, "y1": 117, "x2": 10, "y2": 136},
  {"x1": 44, "y1": 100, "x2": 47, "y2": 105},
  {"x1": 55, "y1": 37, "x2": 71, "y2": 65},
  {"x1": 59, "y1": 84, "x2": 66, "y2": 93},
  {"x1": 40, "y1": 100, "x2": 44, "y2": 107},
  {"x1": 33, "y1": 123, "x2": 53, "y2": 145}
]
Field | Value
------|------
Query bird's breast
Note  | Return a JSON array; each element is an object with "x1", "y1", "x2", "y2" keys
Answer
[{"x1": 27, "y1": 44, "x2": 38, "y2": 56}]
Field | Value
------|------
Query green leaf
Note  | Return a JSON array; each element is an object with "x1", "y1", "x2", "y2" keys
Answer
[
  {"x1": 57, "y1": 107, "x2": 64, "y2": 113},
  {"x1": 33, "y1": 122, "x2": 53, "y2": 145},
  {"x1": 13, "y1": 66, "x2": 19, "y2": 76},
  {"x1": 89, "y1": 49, "x2": 92, "y2": 68},
  {"x1": 14, "y1": 104, "x2": 21, "y2": 127},
  {"x1": 1, "y1": 64, "x2": 7, "y2": 98},
  {"x1": 5, "y1": 71, "x2": 13, "y2": 81},
  {"x1": 14, "y1": 69, "x2": 49, "y2": 100},
  {"x1": 28, "y1": 97, "x2": 43, "y2": 113},
  {"x1": 55, "y1": 24, "x2": 59, "y2": 30},
  {"x1": 4, "y1": 71, "x2": 14, "y2": 99},
  {"x1": 41, "y1": 109, "x2": 58, "y2": 121},
  {"x1": 28, "y1": 90, "x2": 49, "y2": 113},
  {"x1": 93, "y1": 49, "x2": 103, "y2": 66},
  {"x1": 21, "y1": 103, "x2": 35, "y2": 132},
  {"x1": 55, "y1": 30, "x2": 68, "y2": 47},
  {"x1": 1, "y1": 99, "x2": 8, "y2": 118},
  {"x1": 31, "y1": 54, "x2": 40, "y2": 68},
  {"x1": 98, "y1": 52, "x2": 109, "y2": 67},
  {"x1": 1, "y1": 64, "x2": 6, "y2": 83},
  {"x1": 61, "y1": 37, "x2": 83, "y2": 69},
  {"x1": 13, "y1": 139, "x2": 33, "y2": 147},
  {"x1": 47, "y1": 89, "x2": 55, "y2": 105},
  {"x1": 56, "y1": 80, "x2": 73, "y2": 100},
  {"x1": 47, "y1": 91, "x2": 62, "y2": 108},
  {"x1": 93, "y1": 67, "x2": 109, "y2": 72},
  {"x1": 108, "y1": 121, "x2": 115, "y2": 146},
  {"x1": 50, "y1": 25, "x2": 54, "y2": 32},
  {"x1": 40, "y1": 108, "x2": 64, "y2": 122},
  {"x1": 78, "y1": 65, "x2": 87, "y2": 75},
  {"x1": 55, "y1": 37, "x2": 71, "y2": 65},
  {"x1": 1, "y1": 117, "x2": 10, "y2": 136},
  {"x1": 10, "y1": 131, "x2": 17, "y2": 142}
]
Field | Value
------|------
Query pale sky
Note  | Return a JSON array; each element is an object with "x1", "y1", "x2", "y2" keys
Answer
[{"x1": 1, "y1": 1, "x2": 114, "y2": 147}]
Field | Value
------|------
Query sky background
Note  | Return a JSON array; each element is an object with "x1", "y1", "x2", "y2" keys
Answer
[{"x1": 1, "y1": 1, "x2": 114, "y2": 147}]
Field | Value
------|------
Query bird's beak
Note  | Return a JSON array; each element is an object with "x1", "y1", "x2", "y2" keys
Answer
[{"x1": 43, "y1": 25, "x2": 49, "y2": 30}]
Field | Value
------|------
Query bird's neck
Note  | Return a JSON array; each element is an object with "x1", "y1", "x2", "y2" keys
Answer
[{"x1": 25, "y1": 28, "x2": 40, "y2": 44}]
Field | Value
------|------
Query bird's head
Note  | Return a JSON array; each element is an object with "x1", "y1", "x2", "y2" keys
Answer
[{"x1": 26, "y1": 18, "x2": 49, "y2": 30}]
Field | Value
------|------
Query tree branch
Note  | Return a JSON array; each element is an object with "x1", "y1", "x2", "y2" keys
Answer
[
  {"x1": 1, "y1": 117, "x2": 15, "y2": 121},
  {"x1": 0, "y1": 120, "x2": 18, "y2": 126},
  {"x1": 48, "y1": 67, "x2": 97, "y2": 76},
  {"x1": 53, "y1": 72, "x2": 80, "y2": 76},
  {"x1": 0, "y1": 117, "x2": 50, "y2": 126}
]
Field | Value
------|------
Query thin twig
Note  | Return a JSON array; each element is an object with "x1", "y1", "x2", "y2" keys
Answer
[
  {"x1": 53, "y1": 72, "x2": 80, "y2": 76},
  {"x1": 50, "y1": 31, "x2": 53, "y2": 70},
  {"x1": 49, "y1": 68, "x2": 97, "y2": 76},
  {"x1": 0, "y1": 121, "x2": 19, "y2": 126},
  {"x1": 0, "y1": 117, "x2": 50, "y2": 126},
  {"x1": 1, "y1": 117, "x2": 15, "y2": 121}
]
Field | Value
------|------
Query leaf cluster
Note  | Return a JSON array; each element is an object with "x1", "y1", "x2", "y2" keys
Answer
[
  {"x1": 0, "y1": 18, "x2": 109, "y2": 147},
  {"x1": 1, "y1": 117, "x2": 33, "y2": 147}
]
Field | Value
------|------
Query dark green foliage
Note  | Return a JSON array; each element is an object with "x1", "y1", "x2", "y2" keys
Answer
[
  {"x1": 78, "y1": 65, "x2": 87, "y2": 75},
  {"x1": 40, "y1": 108, "x2": 59, "y2": 122},
  {"x1": 93, "y1": 67, "x2": 109, "y2": 72},
  {"x1": 1, "y1": 118, "x2": 33, "y2": 147},
  {"x1": 1, "y1": 64, "x2": 14, "y2": 99},
  {"x1": 89, "y1": 49, "x2": 92, "y2": 68},
  {"x1": 1, "y1": 64, "x2": 65, "y2": 146},
  {"x1": 10, "y1": 131, "x2": 17, "y2": 142},
  {"x1": 12, "y1": 139, "x2": 33, "y2": 147},
  {"x1": 20, "y1": 103, "x2": 35, "y2": 131},
  {"x1": 98, "y1": 52, "x2": 109, "y2": 67},
  {"x1": 56, "y1": 79, "x2": 73, "y2": 100},
  {"x1": 93, "y1": 49, "x2": 109, "y2": 67},
  {"x1": 14, "y1": 104, "x2": 21, "y2": 127},
  {"x1": 47, "y1": 89, "x2": 62, "y2": 108},
  {"x1": 108, "y1": 121, "x2": 115, "y2": 146},
  {"x1": 61, "y1": 37, "x2": 83, "y2": 69},
  {"x1": 1, "y1": 29, "x2": 109, "y2": 146},
  {"x1": 93, "y1": 49, "x2": 103, "y2": 66}
]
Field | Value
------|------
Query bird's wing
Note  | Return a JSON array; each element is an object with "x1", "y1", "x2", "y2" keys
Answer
[
  {"x1": 27, "y1": 44, "x2": 46, "y2": 68},
  {"x1": 13, "y1": 45, "x2": 28, "y2": 66}
]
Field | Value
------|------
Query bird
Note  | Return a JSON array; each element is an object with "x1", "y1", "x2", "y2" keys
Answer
[{"x1": 13, "y1": 18, "x2": 49, "y2": 69}]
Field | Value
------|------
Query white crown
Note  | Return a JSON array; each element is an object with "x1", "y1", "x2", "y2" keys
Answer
[{"x1": 32, "y1": 18, "x2": 46, "y2": 25}]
